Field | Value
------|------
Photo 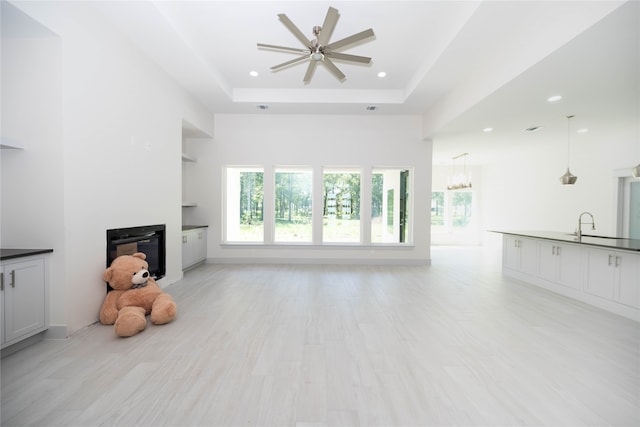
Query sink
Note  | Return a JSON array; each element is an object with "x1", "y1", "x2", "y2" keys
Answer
[{"x1": 566, "y1": 233, "x2": 624, "y2": 239}]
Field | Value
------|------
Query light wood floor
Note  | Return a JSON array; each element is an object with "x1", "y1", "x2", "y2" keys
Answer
[{"x1": 2, "y1": 246, "x2": 639, "y2": 426}]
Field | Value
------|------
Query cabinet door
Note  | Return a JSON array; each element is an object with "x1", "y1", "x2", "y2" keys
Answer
[
  {"x1": 584, "y1": 248, "x2": 615, "y2": 300},
  {"x1": 538, "y1": 241, "x2": 557, "y2": 282},
  {"x1": 1, "y1": 266, "x2": 5, "y2": 344},
  {"x1": 503, "y1": 236, "x2": 521, "y2": 270},
  {"x1": 195, "y1": 229, "x2": 207, "y2": 263},
  {"x1": 616, "y1": 252, "x2": 640, "y2": 309},
  {"x1": 182, "y1": 231, "x2": 193, "y2": 269},
  {"x1": 519, "y1": 238, "x2": 537, "y2": 275},
  {"x1": 556, "y1": 244, "x2": 582, "y2": 289},
  {"x1": 3, "y1": 258, "x2": 46, "y2": 343}
]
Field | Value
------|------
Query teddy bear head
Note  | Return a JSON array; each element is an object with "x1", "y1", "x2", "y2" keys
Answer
[{"x1": 103, "y1": 252, "x2": 150, "y2": 290}]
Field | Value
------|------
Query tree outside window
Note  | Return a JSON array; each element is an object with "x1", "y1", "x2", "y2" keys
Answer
[
  {"x1": 323, "y1": 170, "x2": 360, "y2": 243},
  {"x1": 431, "y1": 190, "x2": 473, "y2": 234},
  {"x1": 225, "y1": 167, "x2": 264, "y2": 242},
  {"x1": 274, "y1": 169, "x2": 312, "y2": 243}
]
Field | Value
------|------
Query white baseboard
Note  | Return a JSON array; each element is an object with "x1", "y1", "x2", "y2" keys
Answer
[
  {"x1": 207, "y1": 257, "x2": 431, "y2": 266},
  {"x1": 45, "y1": 324, "x2": 68, "y2": 340}
]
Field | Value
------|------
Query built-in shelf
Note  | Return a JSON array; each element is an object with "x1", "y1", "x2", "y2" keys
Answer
[
  {"x1": 1, "y1": 137, "x2": 24, "y2": 150},
  {"x1": 182, "y1": 152, "x2": 196, "y2": 162},
  {"x1": 182, "y1": 202, "x2": 198, "y2": 207}
]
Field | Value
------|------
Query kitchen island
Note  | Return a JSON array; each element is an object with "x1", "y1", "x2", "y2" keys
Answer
[{"x1": 492, "y1": 231, "x2": 640, "y2": 321}]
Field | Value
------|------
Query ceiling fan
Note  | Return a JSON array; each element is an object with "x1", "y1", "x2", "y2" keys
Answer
[{"x1": 257, "y1": 7, "x2": 375, "y2": 83}]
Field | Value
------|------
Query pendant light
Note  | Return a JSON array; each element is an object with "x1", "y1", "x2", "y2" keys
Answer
[
  {"x1": 447, "y1": 153, "x2": 472, "y2": 190},
  {"x1": 559, "y1": 115, "x2": 577, "y2": 185}
]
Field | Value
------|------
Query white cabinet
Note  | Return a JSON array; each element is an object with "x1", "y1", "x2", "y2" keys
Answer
[
  {"x1": 182, "y1": 227, "x2": 207, "y2": 270},
  {"x1": 585, "y1": 247, "x2": 640, "y2": 309},
  {"x1": 1, "y1": 254, "x2": 49, "y2": 348},
  {"x1": 503, "y1": 236, "x2": 536, "y2": 275},
  {"x1": 537, "y1": 241, "x2": 582, "y2": 289},
  {"x1": 499, "y1": 233, "x2": 639, "y2": 320}
]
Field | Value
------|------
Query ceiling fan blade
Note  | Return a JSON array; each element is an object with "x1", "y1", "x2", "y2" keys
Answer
[
  {"x1": 318, "y1": 7, "x2": 339, "y2": 46},
  {"x1": 257, "y1": 43, "x2": 309, "y2": 54},
  {"x1": 303, "y1": 60, "x2": 318, "y2": 83},
  {"x1": 327, "y1": 52, "x2": 371, "y2": 64},
  {"x1": 277, "y1": 13, "x2": 311, "y2": 48},
  {"x1": 322, "y1": 57, "x2": 346, "y2": 81},
  {"x1": 326, "y1": 28, "x2": 375, "y2": 51},
  {"x1": 271, "y1": 54, "x2": 309, "y2": 71}
]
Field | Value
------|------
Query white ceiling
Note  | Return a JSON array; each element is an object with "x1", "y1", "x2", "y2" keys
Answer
[{"x1": 91, "y1": 0, "x2": 639, "y2": 165}]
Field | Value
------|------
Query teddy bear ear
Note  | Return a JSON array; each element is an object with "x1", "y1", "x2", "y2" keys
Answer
[
  {"x1": 103, "y1": 268, "x2": 113, "y2": 282},
  {"x1": 132, "y1": 252, "x2": 147, "y2": 260}
]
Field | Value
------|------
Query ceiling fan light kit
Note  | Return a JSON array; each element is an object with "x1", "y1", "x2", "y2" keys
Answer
[{"x1": 257, "y1": 7, "x2": 375, "y2": 83}]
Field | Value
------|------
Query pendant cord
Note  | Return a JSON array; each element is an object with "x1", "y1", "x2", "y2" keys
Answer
[{"x1": 566, "y1": 115, "x2": 574, "y2": 169}]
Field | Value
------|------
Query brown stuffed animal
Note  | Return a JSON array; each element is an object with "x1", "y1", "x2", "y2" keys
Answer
[{"x1": 100, "y1": 252, "x2": 177, "y2": 337}]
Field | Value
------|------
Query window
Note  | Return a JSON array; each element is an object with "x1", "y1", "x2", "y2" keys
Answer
[
  {"x1": 274, "y1": 168, "x2": 313, "y2": 243},
  {"x1": 323, "y1": 169, "x2": 360, "y2": 243},
  {"x1": 431, "y1": 191, "x2": 445, "y2": 232},
  {"x1": 372, "y1": 168, "x2": 411, "y2": 243},
  {"x1": 431, "y1": 190, "x2": 474, "y2": 242},
  {"x1": 222, "y1": 165, "x2": 415, "y2": 246},
  {"x1": 451, "y1": 191, "x2": 472, "y2": 228},
  {"x1": 225, "y1": 167, "x2": 264, "y2": 242}
]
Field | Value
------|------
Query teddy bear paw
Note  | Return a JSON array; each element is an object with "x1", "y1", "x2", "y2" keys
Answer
[{"x1": 114, "y1": 306, "x2": 147, "y2": 337}]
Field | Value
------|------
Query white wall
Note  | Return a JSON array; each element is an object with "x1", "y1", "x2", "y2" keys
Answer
[
  {"x1": 1, "y1": 5, "x2": 66, "y2": 330},
  {"x1": 4, "y1": 2, "x2": 214, "y2": 336},
  {"x1": 185, "y1": 114, "x2": 432, "y2": 265},
  {"x1": 478, "y1": 123, "x2": 639, "y2": 249}
]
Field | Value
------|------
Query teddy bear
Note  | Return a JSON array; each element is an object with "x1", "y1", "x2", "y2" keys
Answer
[{"x1": 100, "y1": 252, "x2": 177, "y2": 337}]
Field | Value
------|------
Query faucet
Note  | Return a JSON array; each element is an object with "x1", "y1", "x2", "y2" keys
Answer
[{"x1": 577, "y1": 212, "x2": 595, "y2": 239}]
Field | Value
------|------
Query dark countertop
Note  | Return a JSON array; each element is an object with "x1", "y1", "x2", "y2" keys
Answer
[
  {"x1": 182, "y1": 225, "x2": 208, "y2": 231},
  {"x1": 491, "y1": 230, "x2": 640, "y2": 252},
  {"x1": 1, "y1": 248, "x2": 54, "y2": 261}
]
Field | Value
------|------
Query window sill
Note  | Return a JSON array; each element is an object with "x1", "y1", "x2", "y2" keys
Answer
[{"x1": 221, "y1": 242, "x2": 415, "y2": 249}]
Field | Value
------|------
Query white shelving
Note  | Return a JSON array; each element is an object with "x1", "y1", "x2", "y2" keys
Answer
[
  {"x1": 181, "y1": 152, "x2": 196, "y2": 163},
  {"x1": 1, "y1": 137, "x2": 24, "y2": 150}
]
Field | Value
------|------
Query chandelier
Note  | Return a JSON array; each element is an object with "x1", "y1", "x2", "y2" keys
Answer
[{"x1": 447, "y1": 152, "x2": 472, "y2": 190}]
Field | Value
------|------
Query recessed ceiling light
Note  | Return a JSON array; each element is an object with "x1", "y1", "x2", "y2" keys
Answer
[
  {"x1": 577, "y1": 128, "x2": 589, "y2": 133},
  {"x1": 483, "y1": 127, "x2": 493, "y2": 132},
  {"x1": 547, "y1": 95, "x2": 562, "y2": 102},
  {"x1": 377, "y1": 71, "x2": 386, "y2": 78},
  {"x1": 249, "y1": 70, "x2": 259, "y2": 77}
]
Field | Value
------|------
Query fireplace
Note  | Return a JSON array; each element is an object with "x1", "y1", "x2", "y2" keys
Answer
[{"x1": 106, "y1": 224, "x2": 166, "y2": 289}]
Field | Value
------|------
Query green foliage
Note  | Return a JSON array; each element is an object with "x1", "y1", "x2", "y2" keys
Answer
[
  {"x1": 275, "y1": 171, "x2": 312, "y2": 222},
  {"x1": 323, "y1": 172, "x2": 361, "y2": 219},
  {"x1": 240, "y1": 172, "x2": 263, "y2": 224}
]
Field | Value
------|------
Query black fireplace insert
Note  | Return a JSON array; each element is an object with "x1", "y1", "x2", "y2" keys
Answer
[{"x1": 106, "y1": 224, "x2": 166, "y2": 289}]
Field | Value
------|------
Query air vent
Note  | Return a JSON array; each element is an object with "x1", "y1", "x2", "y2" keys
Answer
[
  {"x1": 524, "y1": 126, "x2": 543, "y2": 132},
  {"x1": 256, "y1": 105, "x2": 269, "y2": 110}
]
